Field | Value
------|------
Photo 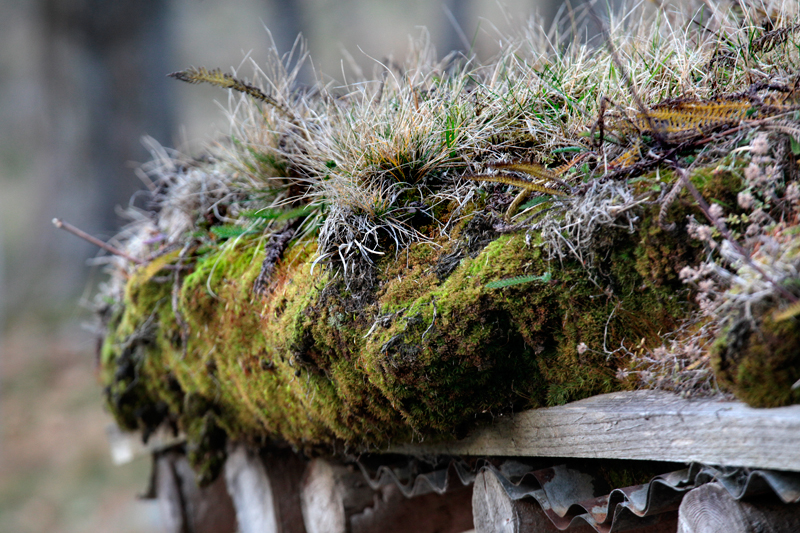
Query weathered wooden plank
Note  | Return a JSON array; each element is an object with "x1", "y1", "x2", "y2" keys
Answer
[{"x1": 394, "y1": 391, "x2": 800, "y2": 471}]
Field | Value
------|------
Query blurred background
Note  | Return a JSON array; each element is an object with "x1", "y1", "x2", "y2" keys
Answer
[{"x1": 0, "y1": 0, "x2": 584, "y2": 530}]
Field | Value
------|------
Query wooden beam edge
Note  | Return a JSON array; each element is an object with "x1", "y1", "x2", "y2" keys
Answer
[{"x1": 390, "y1": 391, "x2": 800, "y2": 472}]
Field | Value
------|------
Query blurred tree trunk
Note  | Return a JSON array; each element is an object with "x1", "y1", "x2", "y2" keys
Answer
[
  {"x1": 31, "y1": 0, "x2": 176, "y2": 305},
  {"x1": 267, "y1": 0, "x2": 311, "y2": 84},
  {"x1": 437, "y1": 0, "x2": 617, "y2": 61},
  {"x1": 440, "y1": 0, "x2": 472, "y2": 57}
]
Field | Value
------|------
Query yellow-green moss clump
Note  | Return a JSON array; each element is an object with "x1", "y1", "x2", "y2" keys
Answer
[
  {"x1": 100, "y1": 165, "x2": 719, "y2": 464},
  {"x1": 97, "y1": 4, "x2": 800, "y2": 480}
]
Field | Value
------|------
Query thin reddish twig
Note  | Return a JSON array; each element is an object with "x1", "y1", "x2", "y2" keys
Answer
[{"x1": 52, "y1": 218, "x2": 143, "y2": 265}]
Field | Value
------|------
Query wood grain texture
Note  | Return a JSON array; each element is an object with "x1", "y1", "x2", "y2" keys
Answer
[
  {"x1": 156, "y1": 450, "x2": 238, "y2": 533},
  {"x1": 393, "y1": 391, "x2": 800, "y2": 471},
  {"x1": 224, "y1": 446, "x2": 278, "y2": 533},
  {"x1": 472, "y1": 469, "x2": 566, "y2": 533},
  {"x1": 678, "y1": 483, "x2": 800, "y2": 533},
  {"x1": 262, "y1": 448, "x2": 309, "y2": 533}
]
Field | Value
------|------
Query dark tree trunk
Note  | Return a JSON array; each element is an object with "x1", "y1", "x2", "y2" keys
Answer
[{"x1": 33, "y1": 0, "x2": 176, "y2": 303}]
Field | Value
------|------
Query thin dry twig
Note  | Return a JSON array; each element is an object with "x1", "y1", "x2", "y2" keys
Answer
[{"x1": 53, "y1": 218, "x2": 143, "y2": 265}]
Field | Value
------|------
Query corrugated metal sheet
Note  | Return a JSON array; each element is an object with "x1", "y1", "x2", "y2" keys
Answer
[{"x1": 356, "y1": 457, "x2": 800, "y2": 532}]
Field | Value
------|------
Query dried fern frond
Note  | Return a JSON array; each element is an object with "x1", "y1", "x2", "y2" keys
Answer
[
  {"x1": 634, "y1": 99, "x2": 753, "y2": 136},
  {"x1": 494, "y1": 153, "x2": 590, "y2": 181},
  {"x1": 608, "y1": 138, "x2": 642, "y2": 169},
  {"x1": 751, "y1": 24, "x2": 800, "y2": 53},
  {"x1": 761, "y1": 120, "x2": 800, "y2": 143},
  {"x1": 464, "y1": 174, "x2": 569, "y2": 196},
  {"x1": 506, "y1": 190, "x2": 531, "y2": 220},
  {"x1": 169, "y1": 66, "x2": 288, "y2": 114},
  {"x1": 493, "y1": 159, "x2": 580, "y2": 192},
  {"x1": 551, "y1": 151, "x2": 592, "y2": 176},
  {"x1": 604, "y1": 93, "x2": 800, "y2": 150},
  {"x1": 492, "y1": 162, "x2": 560, "y2": 182}
]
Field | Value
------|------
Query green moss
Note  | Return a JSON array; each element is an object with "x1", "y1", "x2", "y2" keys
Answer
[
  {"x1": 712, "y1": 314, "x2": 800, "y2": 407},
  {"x1": 632, "y1": 164, "x2": 745, "y2": 289},
  {"x1": 352, "y1": 226, "x2": 688, "y2": 433},
  {"x1": 100, "y1": 159, "x2": 772, "y2": 462},
  {"x1": 101, "y1": 259, "x2": 186, "y2": 437},
  {"x1": 92, "y1": 9, "x2": 800, "y2": 488},
  {"x1": 690, "y1": 165, "x2": 744, "y2": 207},
  {"x1": 102, "y1": 199, "x2": 696, "y2": 454},
  {"x1": 635, "y1": 196, "x2": 702, "y2": 288}
]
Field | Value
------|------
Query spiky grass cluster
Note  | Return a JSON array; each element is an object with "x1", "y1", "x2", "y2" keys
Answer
[
  {"x1": 96, "y1": 138, "x2": 246, "y2": 303},
  {"x1": 100, "y1": 0, "x2": 800, "y2": 409},
  {"x1": 124, "y1": 1, "x2": 798, "y2": 268},
  {"x1": 211, "y1": 3, "x2": 788, "y2": 271}
]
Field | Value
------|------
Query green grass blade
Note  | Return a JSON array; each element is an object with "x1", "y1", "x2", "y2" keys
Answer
[
  {"x1": 485, "y1": 272, "x2": 552, "y2": 289},
  {"x1": 210, "y1": 225, "x2": 251, "y2": 239},
  {"x1": 520, "y1": 196, "x2": 553, "y2": 210},
  {"x1": 241, "y1": 206, "x2": 315, "y2": 221}
]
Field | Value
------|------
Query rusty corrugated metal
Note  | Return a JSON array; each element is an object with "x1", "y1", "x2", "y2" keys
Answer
[{"x1": 356, "y1": 457, "x2": 800, "y2": 532}]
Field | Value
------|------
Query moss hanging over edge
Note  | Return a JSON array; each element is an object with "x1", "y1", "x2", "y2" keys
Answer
[
  {"x1": 91, "y1": 5, "x2": 800, "y2": 481},
  {"x1": 99, "y1": 161, "x2": 735, "y2": 466}
]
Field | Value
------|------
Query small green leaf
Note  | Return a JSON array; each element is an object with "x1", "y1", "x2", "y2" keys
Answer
[
  {"x1": 710, "y1": 198, "x2": 732, "y2": 209},
  {"x1": 551, "y1": 146, "x2": 585, "y2": 154},
  {"x1": 790, "y1": 137, "x2": 800, "y2": 156},
  {"x1": 520, "y1": 196, "x2": 552, "y2": 210},
  {"x1": 210, "y1": 225, "x2": 250, "y2": 239}
]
